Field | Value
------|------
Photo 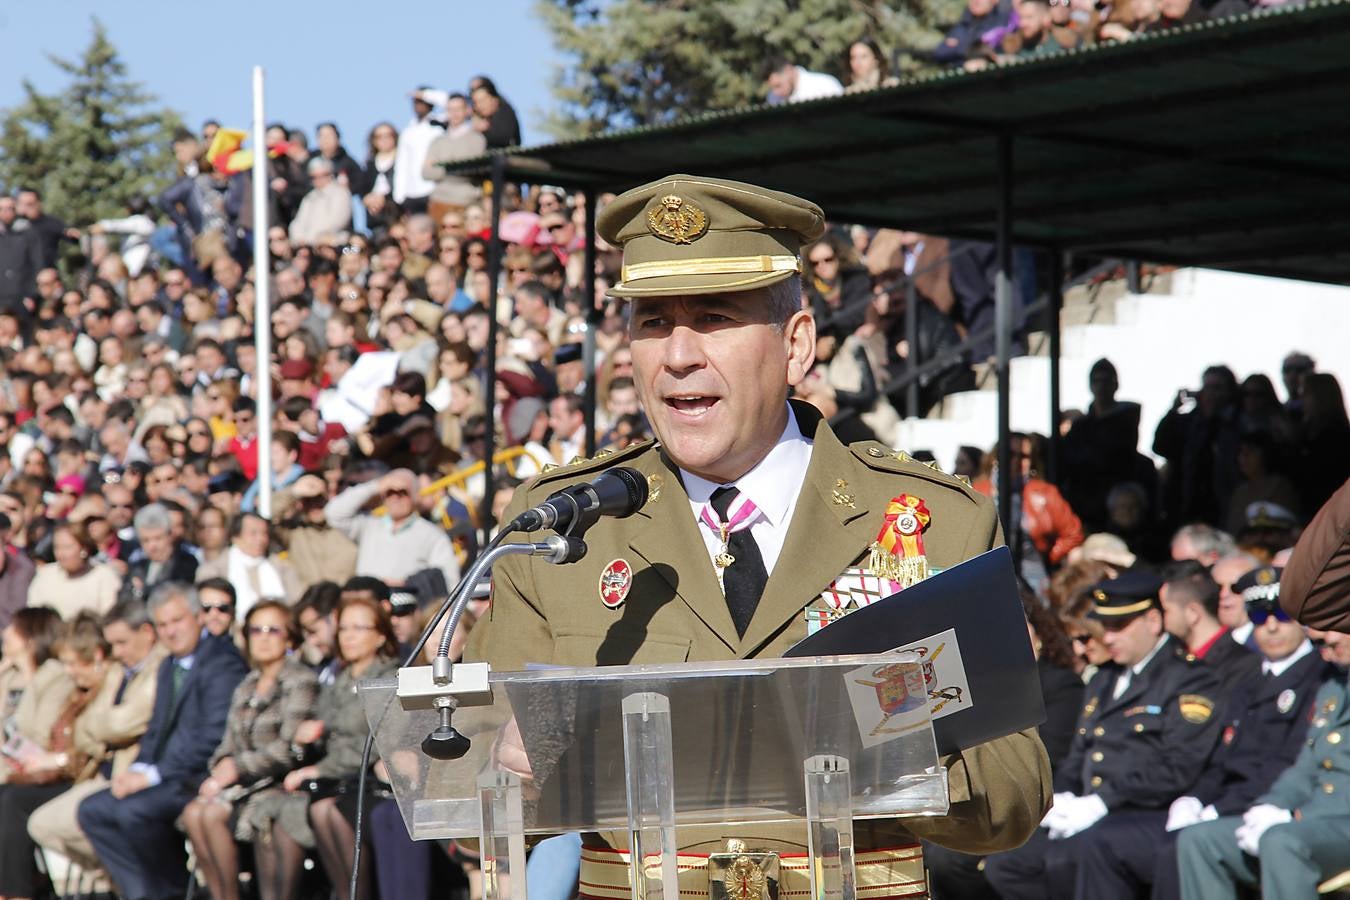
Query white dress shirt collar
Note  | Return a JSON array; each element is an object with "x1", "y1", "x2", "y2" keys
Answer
[
  {"x1": 1132, "y1": 634, "x2": 1172, "y2": 677},
  {"x1": 681, "y1": 406, "x2": 812, "y2": 528},
  {"x1": 1263, "y1": 638, "x2": 1314, "y2": 678}
]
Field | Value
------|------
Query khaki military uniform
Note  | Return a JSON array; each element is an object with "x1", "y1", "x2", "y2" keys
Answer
[{"x1": 465, "y1": 401, "x2": 1052, "y2": 895}]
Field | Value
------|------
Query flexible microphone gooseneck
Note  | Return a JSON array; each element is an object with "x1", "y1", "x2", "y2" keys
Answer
[{"x1": 350, "y1": 533, "x2": 581, "y2": 896}]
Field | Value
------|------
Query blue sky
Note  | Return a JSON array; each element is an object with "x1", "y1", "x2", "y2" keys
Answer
[{"x1": 1, "y1": 0, "x2": 560, "y2": 152}]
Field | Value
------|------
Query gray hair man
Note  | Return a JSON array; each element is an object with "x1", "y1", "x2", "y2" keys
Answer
[{"x1": 119, "y1": 504, "x2": 199, "y2": 604}]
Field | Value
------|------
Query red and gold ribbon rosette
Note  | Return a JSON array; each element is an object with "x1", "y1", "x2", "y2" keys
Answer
[{"x1": 868, "y1": 494, "x2": 931, "y2": 588}]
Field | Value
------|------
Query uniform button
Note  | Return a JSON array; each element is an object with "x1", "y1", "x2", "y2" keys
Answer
[
  {"x1": 1091, "y1": 776, "x2": 1103, "y2": 787},
  {"x1": 1079, "y1": 728, "x2": 1087, "y2": 736},
  {"x1": 1091, "y1": 752, "x2": 1105, "y2": 762},
  {"x1": 1326, "y1": 783, "x2": 1336, "y2": 794},
  {"x1": 1094, "y1": 726, "x2": 1106, "y2": 737},
  {"x1": 1134, "y1": 723, "x2": 1145, "y2": 733},
  {"x1": 867, "y1": 447, "x2": 885, "y2": 458},
  {"x1": 1325, "y1": 760, "x2": 1335, "y2": 770},
  {"x1": 1329, "y1": 732, "x2": 1342, "y2": 745}
]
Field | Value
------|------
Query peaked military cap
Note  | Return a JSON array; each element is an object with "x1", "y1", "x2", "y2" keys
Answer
[
  {"x1": 1234, "y1": 565, "x2": 1283, "y2": 605},
  {"x1": 1088, "y1": 570, "x2": 1164, "y2": 620},
  {"x1": 596, "y1": 174, "x2": 826, "y2": 298}
]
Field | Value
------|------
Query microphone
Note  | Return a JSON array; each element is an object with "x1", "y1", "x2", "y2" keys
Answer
[{"x1": 509, "y1": 466, "x2": 648, "y2": 534}]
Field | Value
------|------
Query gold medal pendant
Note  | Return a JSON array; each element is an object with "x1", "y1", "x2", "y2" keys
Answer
[{"x1": 714, "y1": 524, "x2": 735, "y2": 569}]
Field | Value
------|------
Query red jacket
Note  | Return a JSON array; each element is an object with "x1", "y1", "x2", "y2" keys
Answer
[{"x1": 974, "y1": 477, "x2": 1085, "y2": 565}]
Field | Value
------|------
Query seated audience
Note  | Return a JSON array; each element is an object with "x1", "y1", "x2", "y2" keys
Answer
[
  {"x1": 28, "y1": 600, "x2": 166, "y2": 887},
  {"x1": 0, "y1": 613, "x2": 111, "y2": 900},
  {"x1": 195, "y1": 512, "x2": 302, "y2": 617},
  {"x1": 984, "y1": 572, "x2": 1223, "y2": 900},
  {"x1": 268, "y1": 595, "x2": 400, "y2": 900},
  {"x1": 119, "y1": 503, "x2": 199, "y2": 604},
  {"x1": 77, "y1": 582, "x2": 247, "y2": 900},
  {"x1": 0, "y1": 607, "x2": 72, "y2": 782},
  {"x1": 1159, "y1": 560, "x2": 1259, "y2": 691},
  {"x1": 1177, "y1": 638, "x2": 1350, "y2": 898},
  {"x1": 27, "y1": 522, "x2": 123, "y2": 619},
  {"x1": 182, "y1": 600, "x2": 319, "y2": 900},
  {"x1": 1159, "y1": 565, "x2": 1327, "y2": 900}
]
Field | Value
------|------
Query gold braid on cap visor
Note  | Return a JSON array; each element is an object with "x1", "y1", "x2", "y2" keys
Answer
[
  {"x1": 620, "y1": 254, "x2": 802, "y2": 283},
  {"x1": 1092, "y1": 598, "x2": 1157, "y2": 617}
]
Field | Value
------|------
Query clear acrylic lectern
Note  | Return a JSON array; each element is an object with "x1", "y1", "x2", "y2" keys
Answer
[{"x1": 361, "y1": 651, "x2": 946, "y2": 900}]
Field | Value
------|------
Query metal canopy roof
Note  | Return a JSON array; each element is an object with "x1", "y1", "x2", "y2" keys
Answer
[{"x1": 448, "y1": 1, "x2": 1350, "y2": 283}]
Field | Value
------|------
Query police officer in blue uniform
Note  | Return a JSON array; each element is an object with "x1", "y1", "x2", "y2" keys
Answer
[
  {"x1": 1176, "y1": 566, "x2": 1350, "y2": 900},
  {"x1": 984, "y1": 571, "x2": 1223, "y2": 900},
  {"x1": 1148, "y1": 565, "x2": 1327, "y2": 898}
]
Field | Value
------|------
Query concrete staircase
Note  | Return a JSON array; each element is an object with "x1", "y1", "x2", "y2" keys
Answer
[{"x1": 893, "y1": 269, "x2": 1350, "y2": 470}]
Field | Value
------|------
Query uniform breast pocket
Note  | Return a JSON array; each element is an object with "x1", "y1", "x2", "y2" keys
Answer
[
  {"x1": 551, "y1": 626, "x2": 692, "y2": 667},
  {"x1": 1124, "y1": 712, "x2": 1163, "y2": 738}
]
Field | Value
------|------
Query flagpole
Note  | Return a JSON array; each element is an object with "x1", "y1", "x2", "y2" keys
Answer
[{"x1": 251, "y1": 65, "x2": 273, "y2": 519}]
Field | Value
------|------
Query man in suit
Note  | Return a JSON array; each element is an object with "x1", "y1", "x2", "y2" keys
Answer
[
  {"x1": 984, "y1": 572, "x2": 1223, "y2": 900},
  {"x1": 1160, "y1": 560, "x2": 1259, "y2": 691},
  {"x1": 466, "y1": 174, "x2": 1051, "y2": 898},
  {"x1": 28, "y1": 599, "x2": 167, "y2": 882},
  {"x1": 78, "y1": 582, "x2": 247, "y2": 900},
  {"x1": 118, "y1": 503, "x2": 199, "y2": 604}
]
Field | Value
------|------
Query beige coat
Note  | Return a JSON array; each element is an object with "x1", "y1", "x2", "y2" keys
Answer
[
  {"x1": 195, "y1": 551, "x2": 303, "y2": 606},
  {"x1": 27, "y1": 563, "x2": 123, "y2": 621},
  {"x1": 73, "y1": 645, "x2": 167, "y2": 778},
  {"x1": 1, "y1": 658, "x2": 75, "y2": 783}
]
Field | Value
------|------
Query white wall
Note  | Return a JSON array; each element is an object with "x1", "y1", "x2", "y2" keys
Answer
[{"x1": 895, "y1": 269, "x2": 1350, "y2": 469}]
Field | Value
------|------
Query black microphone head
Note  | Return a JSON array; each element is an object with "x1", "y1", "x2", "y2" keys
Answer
[
  {"x1": 595, "y1": 466, "x2": 648, "y2": 518},
  {"x1": 422, "y1": 723, "x2": 472, "y2": 760}
]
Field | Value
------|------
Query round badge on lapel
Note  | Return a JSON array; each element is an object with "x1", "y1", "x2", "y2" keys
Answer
[
  {"x1": 599, "y1": 559, "x2": 633, "y2": 609},
  {"x1": 1278, "y1": 689, "x2": 1297, "y2": 714}
]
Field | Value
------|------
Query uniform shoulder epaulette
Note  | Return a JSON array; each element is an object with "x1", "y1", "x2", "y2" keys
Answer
[
  {"x1": 848, "y1": 441, "x2": 981, "y2": 501},
  {"x1": 524, "y1": 439, "x2": 656, "y2": 494}
]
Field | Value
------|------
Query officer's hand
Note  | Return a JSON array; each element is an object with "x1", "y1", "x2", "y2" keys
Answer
[
  {"x1": 1166, "y1": 796, "x2": 1204, "y2": 832},
  {"x1": 1236, "y1": 804, "x2": 1292, "y2": 855},
  {"x1": 1047, "y1": 794, "x2": 1107, "y2": 840}
]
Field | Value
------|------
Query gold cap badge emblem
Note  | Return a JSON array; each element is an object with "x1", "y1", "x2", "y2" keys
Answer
[
  {"x1": 647, "y1": 194, "x2": 709, "y2": 244},
  {"x1": 1094, "y1": 589, "x2": 1108, "y2": 601}
]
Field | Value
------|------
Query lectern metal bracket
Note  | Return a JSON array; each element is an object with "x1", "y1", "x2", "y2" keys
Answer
[{"x1": 397, "y1": 662, "x2": 493, "y2": 711}]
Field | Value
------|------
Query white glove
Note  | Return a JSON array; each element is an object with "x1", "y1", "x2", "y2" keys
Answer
[
  {"x1": 1046, "y1": 794, "x2": 1108, "y2": 840},
  {"x1": 1040, "y1": 792, "x2": 1076, "y2": 831},
  {"x1": 1235, "y1": 804, "x2": 1293, "y2": 855},
  {"x1": 1200, "y1": 804, "x2": 1219, "y2": 822},
  {"x1": 1166, "y1": 796, "x2": 1204, "y2": 832}
]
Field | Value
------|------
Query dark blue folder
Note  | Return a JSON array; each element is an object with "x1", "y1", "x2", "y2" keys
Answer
[{"x1": 785, "y1": 546, "x2": 1045, "y2": 755}]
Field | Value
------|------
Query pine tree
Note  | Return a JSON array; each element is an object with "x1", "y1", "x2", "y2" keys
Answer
[
  {"x1": 536, "y1": 0, "x2": 964, "y2": 139},
  {"x1": 0, "y1": 18, "x2": 183, "y2": 226}
]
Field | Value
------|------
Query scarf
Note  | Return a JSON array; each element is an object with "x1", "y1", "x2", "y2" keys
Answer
[{"x1": 226, "y1": 546, "x2": 286, "y2": 619}]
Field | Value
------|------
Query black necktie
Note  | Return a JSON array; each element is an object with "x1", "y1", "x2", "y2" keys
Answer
[
  {"x1": 113, "y1": 670, "x2": 131, "y2": 705},
  {"x1": 711, "y1": 486, "x2": 768, "y2": 638}
]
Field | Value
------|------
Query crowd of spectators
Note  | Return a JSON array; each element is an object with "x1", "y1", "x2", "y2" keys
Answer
[
  {"x1": 0, "y1": 41, "x2": 1346, "y2": 900},
  {"x1": 757, "y1": 0, "x2": 1295, "y2": 109}
]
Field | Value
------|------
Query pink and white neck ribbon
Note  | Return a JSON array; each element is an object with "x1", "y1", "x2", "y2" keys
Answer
[{"x1": 699, "y1": 491, "x2": 760, "y2": 537}]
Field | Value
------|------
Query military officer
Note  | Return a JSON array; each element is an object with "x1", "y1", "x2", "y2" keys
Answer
[
  {"x1": 1176, "y1": 567, "x2": 1350, "y2": 900},
  {"x1": 464, "y1": 174, "x2": 1050, "y2": 898},
  {"x1": 984, "y1": 571, "x2": 1223, "y2": 900}
]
